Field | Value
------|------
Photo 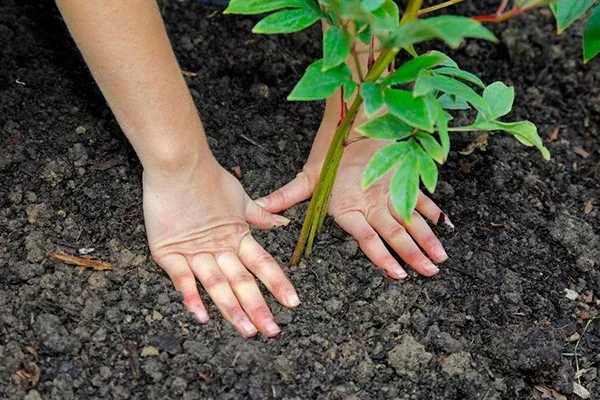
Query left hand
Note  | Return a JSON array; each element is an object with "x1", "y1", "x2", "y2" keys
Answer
[{"x1": 257, "y1": 106, "x2": 450, "y2": 280}]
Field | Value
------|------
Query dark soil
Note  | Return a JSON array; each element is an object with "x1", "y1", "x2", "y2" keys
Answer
[{"x1": 1, "y1": 1, "x2": 599, "y2": 399}]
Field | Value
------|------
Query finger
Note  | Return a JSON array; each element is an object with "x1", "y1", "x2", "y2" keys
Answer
[
  {"x1": 416, "y1": 192, "x2": 444, "y2": 225},
  {"x1": 238, "y1": 235, "x2": 300, "y2": 308},
  {"x1": 368, "y1": 209, "x2": 440, "y2": 277},
  {"x1": 390, "y1": 208, "x2": 448, "y2": 264},
  {"x1": 216, "y1": 252, "x2": 281, "y2": 337},
  {"x1": 188, "y1": 253, "x2": 258, "y2": 337},
  {"x1": 156, "y1": 254, "x2": 209, "y2": 323},
  {"x1": 245, "y1": 199, "x2": 290, "y2": 229},
  {"x1": 255, "y1": 171, "x2": 313, "y2": 213},
  {"x1": 334, "y1": 211, "x2": 408, "y2": 280}
]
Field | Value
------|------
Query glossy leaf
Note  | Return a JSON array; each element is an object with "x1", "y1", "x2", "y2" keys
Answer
[
  {"x1": 383, "y1": 53, "x2": 450, "y2": 85},
  {"x1": 390, "y1": 147, "x2": 420, "y2": 222},
  {"x1": 360, "y1": 0, "x2": 385, "y2": 12},
  {"x1": 476, "y1": 120, "x2": 551, "y2": 160},
  {"x1": 356, "y1": 114, "x2": 413, "y2": 140},
  {"x1": 343, "y1": 80, "x2": 358, "y2": 101},
  {"x1": 551, "y1": 0, "x2": 597, "y2": 33},
  {"x1": 416, "y1": 147, "x2": 438, "y2": 193},
  {"x1": 384, "y1": 89, "x2": 434, "y2": 132},
  {"x1": 323, "y1": 26, "x2": 352, "y2": 70},
  {"x1": 415, "y1": 131, "x2": 444, "y2": 164},
  {"x1": 438, "y1": 93, "x2": 470, "y2": 110},
  {"x1": 391, "y1": 16, "x2": 497, "y2": 49},
  {"x1": 414, "y1": 73, "x2": 492, "y2": 117},
  {"x1": 437, "y1": 111, "x2": 452, "y2": 159},
  {"x1": 434, "y1": 67, "x2": 485, "y2": 88},
  {"x1": 361, "y1": 82, "x2": 385, "y2": 116},
  {"x1": 483, "y1": 81, "x2": 515, "y2": 120},
  {"x1": 584, "y1": 5, "x2": 600, "y2": 62},
  {"x1": 225, "y1": 0, "x2": 303, "y2": 14},
  {"x1": 253, "y1": 8, "x2": 321, "y2": 34},
  {"x1": 362, "y1": 141, "x2": 410, "y2": 188},
  {"x1": 288, "y1": 60, "x2": 352, "y2": 100}
]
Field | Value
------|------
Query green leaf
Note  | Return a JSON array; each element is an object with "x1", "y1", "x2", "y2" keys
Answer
[
  {"x1": 415, "y1": 131, "x2": 444, "y2": 164},
  {"x1": 253, "y1": 8, "x2": 321, "y2": 34},
  {"x1": 357, "y1": 21, "x2": 372, "y2": 44},
  {"x1": 437, "y1": 111, "x2": 452, "y2": 159},
  {"x1": 482, "y1": 81, "x2": 515, "y2": 120},
  {"x1": 384, "y1": 89, "x2": 434, "y2": 132},
  {"x1": 323, "y1": 26, "x2": 352, "y2": 70},
  {"x1": 414, "y1": 72, "x2": 492, "y2": 117},
  {"x1": 383, "y1": 52, "x2": 450, "y2": 85},
  {"x1": 225, "y1": 0, "x2": 303, "y2": 14},
  {"x1": 360, "y1": 0, "x2": 385, "y2": 12},
  {"x1": 343, "y1": 80, "x2": 358, "y2": 101},
  {"x1": 434, "y1": 67, "x2": 485, "y2": 88},
  {"x1": 476, "y1": 120, "x2": 551, "y2": 160},
  {"x1": 362, "y1": 141, "x2": 410, "y2": 188},
  {"x1": 391, "y1": 16, "x2": 497, "y2": 49},
  {"x1": 416, "y1": 147, "x2": 438, "y2": 193},
  {"x1": 390, "y1": 147, "x2": 420, "y2": 222},
  {"x1": 288, "y1": 60, "x2": 351, "y2": 100},
  {"x1": 438, "y1": 93, "x2": 470, "y2": 110},
  {"x1": 584, "y1": 5, "x2": 600, "y2": 62},
  {"x1": 551, "y1": 0, "x2": 597, "y2": 33},
  {"x1": 356, "y1": 114, "x2": 413, "y2": 140},
  {"x1": 361, "y1": 82, "x2": 385, "y2": 117}
]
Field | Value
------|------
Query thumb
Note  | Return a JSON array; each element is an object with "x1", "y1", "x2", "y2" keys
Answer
[
  {"x1": 245, "y1": 198, "x2": 290, "y2": 229},
  {"x1": 255, "y1": 171, "x2": 313, "y2": 213}
]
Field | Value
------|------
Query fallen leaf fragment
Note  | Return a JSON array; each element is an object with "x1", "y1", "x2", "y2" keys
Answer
[
  {"x1": 13, "y1": 362, "x2": 41, "y2": 389},
  {"x1": 575, "y1": 369, "x2": 588, "y2": 379},
  {"x1": 564, "y1": 289, "x2": 579, "y2": 301},
  {"x1": 573, "y1": 146, "x2": 590, "y2": 159},
  {"x1": 459, "y1": 132, "x2": 489, "y2": 156},
  {"x1": 182, "y1": 70, "x2": 198, "y2": 77},
  {"x1": 573, "y1": 382, "x2": 591, "y2": 399},
  {"x1": 583, "y1": 201, "x2": 593, "y2": 215},
  {"x1": 232, "y1": 166, "x2": 242, "y2": 178},
  {"x1": 490, "y1": 222, "x2": 503, "y2": 228},
  {"x1": 49, "y1": 252, "x2": 112, "y2": 271},
  {"x1": 534, "y1": 385, "x2": 567, "y2": 400}
]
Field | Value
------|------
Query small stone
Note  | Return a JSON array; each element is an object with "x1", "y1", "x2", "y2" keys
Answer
[
  {"x1": 75, "y1": 126, "x2": 86, "y2": 134},
  {"x1": 24, "y1": 390, "x2": 43, "y2": 400},
  {"x1": 36, "y1": 314, "x2": 70, "y2": 353},
  {"x1": 565, "y1": 289, "x2": 580, "y2": 301},
  {"x1": 249, "y1": 83, "x2": 270, "y2": 99},
  {"x1": 324, "y1": 299, "x2": 344, "y2": 315},
  {"x1": 567, "y1": 332, "x2": 581, "y2": 342},
  {"x1": 152, "y1": 311, "x2": 163, "y2": 321},
  {"x1": 141, "y1": 346, "x2": 160, "y2": 357}
]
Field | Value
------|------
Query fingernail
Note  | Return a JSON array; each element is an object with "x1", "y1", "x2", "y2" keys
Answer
[
  {"x1": 240, "y1": 320, "x2": 257, "y2": 337},
  {"x1": 424, "y1": 262, "x2": 439, "y2": 275},
  {"x1": 433, "y1": 245, "x2": 448, "y2": 262},
  {"x1": 255, "y1": 198, "x2": 268, "y2": 208},
  {"x1": 196, "y1": 312, "x2": 209, "y2": 324},
  {"x1": 273, "y1": 214, "x2": 290, "y2": 226},
  {"x1": 391, "y1": 264, "x2": 408, "y2": 280},
  {"x1": 286, "y1": 292, "x2": 300, "y2": 307},
  {"x1": 265, "y1": 320, "x2": 281, "y2": 336}
]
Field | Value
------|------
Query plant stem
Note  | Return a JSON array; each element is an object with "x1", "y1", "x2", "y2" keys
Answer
[
  {"x1": 291, "y1": 0, "x2": 422, "y2": 264},
  {"x1": 417, "y1": 0, "x2": 464, "y2": 16}
]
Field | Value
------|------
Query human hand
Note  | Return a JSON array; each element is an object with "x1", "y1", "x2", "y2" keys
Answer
[
  {"x1": 143, "y1": 160, "x2": 300, "y2": 338},
  {"x1": 257, "y1": 106, "x2": 451, "y2": 280}
]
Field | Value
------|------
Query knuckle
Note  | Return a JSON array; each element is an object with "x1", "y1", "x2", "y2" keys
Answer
[
  {"x1": 229, "y1": 272, "x2": 255, "y2": 286},
  {"x1": 358, "y1": 229, "x2": 379, "y2": 245},
  {"x1": 253, "y1": 252, "x2": 274, "y2": 268},
  {"x1": 203, "y1": 273, "x2": 227, "y2": 289},
  {"x1": 387, "y1": 225, "x2": 407, "y2": 238},
  {"x1": 248, "y1": 304, "x2": 272, "y2": 320},
  {"x1": 406, "y1": 250, "x2": 427, "y2": 264}
]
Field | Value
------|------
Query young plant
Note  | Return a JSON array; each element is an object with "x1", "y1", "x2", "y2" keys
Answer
[{"x1": 224, "y1": 0, "x2": 553, "y2": 264}]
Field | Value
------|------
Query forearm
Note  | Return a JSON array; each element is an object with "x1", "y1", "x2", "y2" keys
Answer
[{"x1": 56, "y1": 0, "x2": 215, "y2": 177}]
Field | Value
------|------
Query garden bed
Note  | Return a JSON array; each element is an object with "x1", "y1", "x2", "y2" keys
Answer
[{"x1": 0, "y1": 0, "x2": 599, "y2": 399}]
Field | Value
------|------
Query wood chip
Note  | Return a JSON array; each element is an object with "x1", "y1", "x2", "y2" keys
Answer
[
  {"x1": 197, "y1": 371, "x2": 211, "y2": 383},
  {"x1": 140, "y1": 346, "x2": 159, "y2": 357},
  {"x1": 583, "y1": 201, "x2": 593, "y2": 215},
  {"x1": 573, "y1": 146, "x2": 590, "y2": 159},
  {"x1": 182, "y1": 70, "x2": 198, "y2": 77},
  {"x1": 548, "y1": 124, "x2": 566, "y2": 142},
  {"x1": 490, "y1": 222, "x2": 504, "y2": 228},
  {"x1": 49, "y1": 252, "x2": 112, "y2": 271},
  {"x1": 232, "y1": 166, "x2": 242, "y2": 178},
  {"x1": 575, "y1": 369, "x2": 588, "y2": 379}
]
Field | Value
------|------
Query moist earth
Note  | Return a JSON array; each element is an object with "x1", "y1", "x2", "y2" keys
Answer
[{"x1": 0, "y1": 0, "x2": 599, "y2": 399}]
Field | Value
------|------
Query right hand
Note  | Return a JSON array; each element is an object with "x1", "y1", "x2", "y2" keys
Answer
[{"x1": 142, "y1": 160, "x2": 300, "y2": 338}]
